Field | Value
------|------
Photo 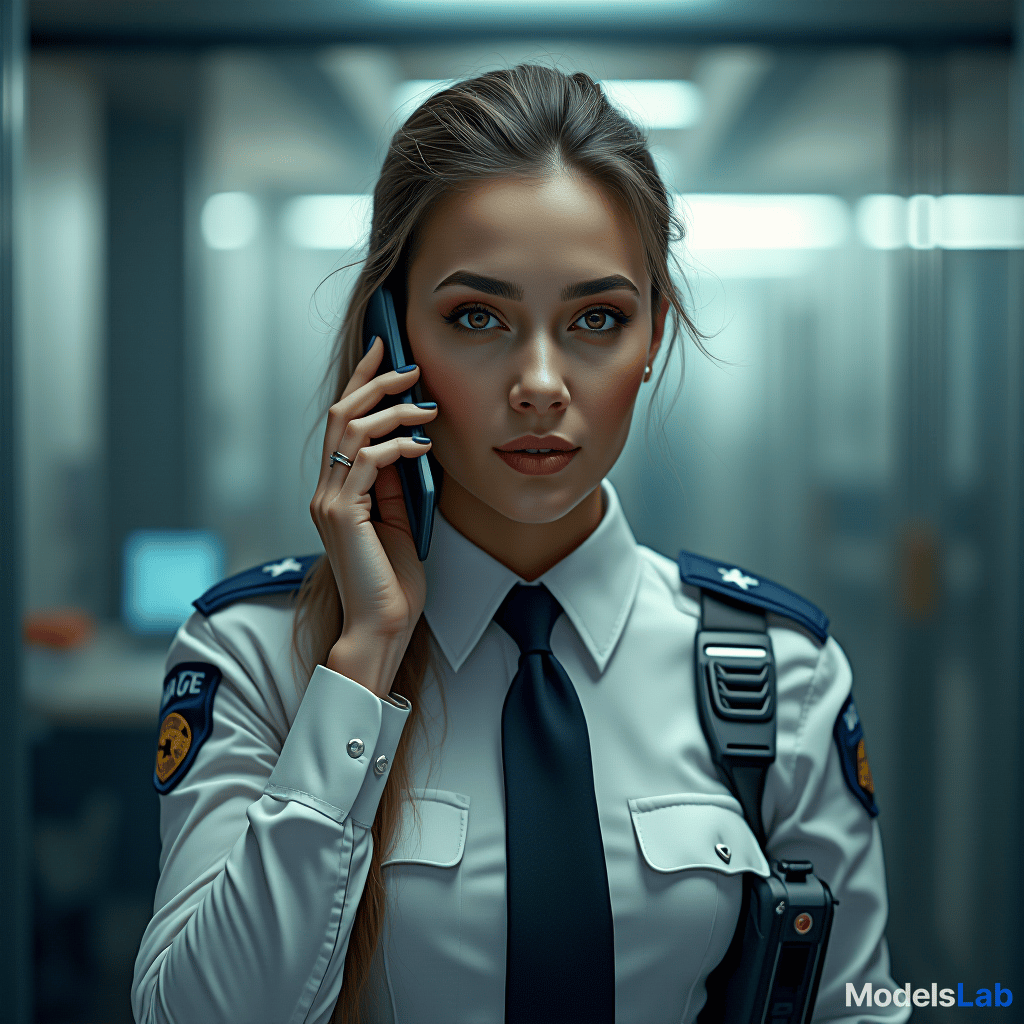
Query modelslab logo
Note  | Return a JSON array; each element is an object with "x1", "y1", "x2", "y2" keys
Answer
[{"x1": 847, "y1": 982, "x2": 1013, "y2": 1009}]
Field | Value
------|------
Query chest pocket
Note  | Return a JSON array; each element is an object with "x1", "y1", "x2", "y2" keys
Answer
[
  {"x1": 628, "y1": 791, "x2": 769, "y2": 878},
  {"x1": 379, "y1": 789, "x2": 469, "y2": 1023},
  {"x1": 382, "y1": 787, "x2": 469, "y2": 868},
  {"x1": 625, "y1": 791, "x2": 770, "y2": 1020}
]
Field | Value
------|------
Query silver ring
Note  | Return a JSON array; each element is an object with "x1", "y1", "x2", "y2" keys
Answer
[{"x1": 329, "y1": 451, "x2": 353, "y2": 468}]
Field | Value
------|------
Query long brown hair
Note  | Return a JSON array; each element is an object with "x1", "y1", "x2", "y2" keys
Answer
[{"x1": 289, "y1": 62, "x2": 708, "y2": 1023}]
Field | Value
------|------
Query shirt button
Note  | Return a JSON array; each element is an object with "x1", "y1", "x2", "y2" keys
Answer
[
  {"x1": 374, "y1": 754, "x2": 389, "y2": 776},
  {"x1": 346, "y1": 738, "x2": 364, "y2": 758}
]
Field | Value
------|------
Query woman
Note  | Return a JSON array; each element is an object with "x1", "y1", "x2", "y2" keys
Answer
[{"x1": 133, "y1": 65, "x2": 907, "y2": 1024}]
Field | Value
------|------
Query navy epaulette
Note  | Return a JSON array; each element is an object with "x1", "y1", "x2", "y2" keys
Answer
[
  {"x1": 192, "y1": 554, "x2": 322, "y2": 616},
  {"x1": 677, "y1": 549, "x2": 829, "y2": 642}
]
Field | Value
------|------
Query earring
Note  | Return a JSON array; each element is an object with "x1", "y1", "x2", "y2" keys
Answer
[{"x1": 644, "y1": 365, "x2": 652, "y2": 381}]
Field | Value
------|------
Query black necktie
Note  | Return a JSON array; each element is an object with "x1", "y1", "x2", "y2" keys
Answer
[{"x1": 495, "y1": 583, "x2": 615, "y2": 1024}]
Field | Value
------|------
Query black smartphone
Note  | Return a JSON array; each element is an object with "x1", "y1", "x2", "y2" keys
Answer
[{"x1": 361, "y1": 285, "x2": 436, "y2": 561}]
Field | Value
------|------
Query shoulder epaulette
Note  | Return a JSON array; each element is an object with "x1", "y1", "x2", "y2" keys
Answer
[
  {"x1": 677, "y1": 548, "x2": 829, "y2": 642},
  {"x1": 192, "y1": 554, "x2": 322, "y2": 616}
]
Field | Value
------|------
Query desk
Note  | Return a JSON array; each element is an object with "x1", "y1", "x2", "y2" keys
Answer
[{"x1": 23, "y1": 622, "x2": 167, "y2": 726}]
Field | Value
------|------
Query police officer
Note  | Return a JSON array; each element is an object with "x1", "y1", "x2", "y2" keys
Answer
[{"x1": 133, "y1": 64, "x2": 908, "y2": 1024}]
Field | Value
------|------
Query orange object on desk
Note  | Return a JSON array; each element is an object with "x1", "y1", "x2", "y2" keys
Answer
[{"x1": 23, "y1": 609, "x2": 97, "y2": 650}]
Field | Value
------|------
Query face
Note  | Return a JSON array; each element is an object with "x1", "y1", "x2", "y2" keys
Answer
[{"x1": 406, "y1": 169, "x2": 665, "y2": 529}]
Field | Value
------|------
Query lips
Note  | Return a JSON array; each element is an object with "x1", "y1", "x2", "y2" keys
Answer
[
  {"x1": 494, "y1": 448, "x2": 579, "y2": 475},
  {"x1": 495, "y1": 434, "x2": 578, "y2": 452}
]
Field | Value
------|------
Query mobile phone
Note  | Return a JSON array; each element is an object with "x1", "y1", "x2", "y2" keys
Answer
[{"x1": 361, "y1": 285, "x2": 436, "y2": 561}]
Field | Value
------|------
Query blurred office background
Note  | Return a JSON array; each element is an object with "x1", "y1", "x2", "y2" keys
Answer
[{"x1": 2, "y1": 1, "x2": 1022, "y2": 1020}]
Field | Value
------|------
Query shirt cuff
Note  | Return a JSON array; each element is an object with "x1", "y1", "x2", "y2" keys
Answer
[{"x1": 265, "y1": 663, "x2": 411, "y2": 825}]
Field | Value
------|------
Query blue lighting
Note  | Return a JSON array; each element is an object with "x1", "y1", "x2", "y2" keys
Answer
[{"x1": 122, "y1": 530, "x2": 226, "y2": 634}]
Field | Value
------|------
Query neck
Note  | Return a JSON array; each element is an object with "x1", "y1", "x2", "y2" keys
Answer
[{"x1": 438, "y1": 479, "x2": 605, "y2": 582}]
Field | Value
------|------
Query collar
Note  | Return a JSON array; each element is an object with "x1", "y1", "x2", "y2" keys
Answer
[{"x1": 423, "y1": 478, "x2": 642, "y2": 674}]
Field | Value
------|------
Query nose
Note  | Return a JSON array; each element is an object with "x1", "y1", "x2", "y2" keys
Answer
[{"x1": 508, "y1": 329, "x2": 570, "y2": 414}]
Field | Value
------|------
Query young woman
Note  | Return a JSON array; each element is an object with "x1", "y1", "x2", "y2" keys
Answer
[{"x1": 133, "y1": 65, "x2": 907, "y2": 1024}]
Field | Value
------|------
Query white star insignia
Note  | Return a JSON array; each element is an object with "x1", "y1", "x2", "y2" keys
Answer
[
  {"x1": 718, "y1": 566, "x2": 759, "y2": 591},
  {"x1": 844, "y1": 703, "x2": 860, "y2": 732},
  {"x1": 262, "y1": 557, "x2": 303, "y2": 578}
]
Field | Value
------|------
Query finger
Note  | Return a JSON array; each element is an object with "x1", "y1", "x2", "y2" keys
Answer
[
  {"x1": 319, "y1": 365, "x2": 423, "y2": 484},
  {"x1": 343, "y1": 401, "x2": 437, "y2": 451},
  {"x1": 318, "y1": 336, "x2": 385, "y2": 485},
  {"x1": 324, "y1": 448, "x2": 356, "y2": 477},
  {"x1": 343, "y1": 363, "x2": 423, "y2": 420},
  {"x1": 321, "y1": 400, "x2": 435, "y2": 489},
  {"x1": 339, "y1": 436, "x2": 433, "y2": 512},
  {"x1": 339, "y1": 335, "x2": 384, "y2": 402}
]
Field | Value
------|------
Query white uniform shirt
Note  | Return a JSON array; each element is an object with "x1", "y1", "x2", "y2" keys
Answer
[{"x1": 133, "y1": 478, "x2": 909, "y2": 1024}]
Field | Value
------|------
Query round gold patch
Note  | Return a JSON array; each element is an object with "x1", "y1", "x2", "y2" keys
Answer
[
  {"x1": 156, "y1": 712, "x2": 192, "y2": 783},
  {"x1": 856, "y1": 738, "x2": 875, "y2": 795},
  {"x1": 794, "y1": 913, "x2": 813, "y2": 934}
]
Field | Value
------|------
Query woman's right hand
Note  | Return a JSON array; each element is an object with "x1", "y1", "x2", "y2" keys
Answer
[{"x1": 310, "y1": 335, "x2": 438, "y2": 697}]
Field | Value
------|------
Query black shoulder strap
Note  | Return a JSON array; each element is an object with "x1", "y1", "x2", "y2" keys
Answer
[{"x1": 695, "y1": 590, "x2": 777, "y2": 849}]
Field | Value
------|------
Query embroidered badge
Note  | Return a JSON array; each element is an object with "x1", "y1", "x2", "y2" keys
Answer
[
  {"x1": 155, "y1": 712, "x2": 191, "y2": 784},
  {"x1": 153, "y1": 662, "x2": 223, "y2": 794},
  {"x1": 833, "y1": 693, "x2": 878, "y2": 817}
]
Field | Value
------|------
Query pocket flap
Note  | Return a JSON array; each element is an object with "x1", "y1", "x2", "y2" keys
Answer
[
  {"x1": 628, "y1": 792, "x2": 769, "y2": 877},
  {"x1": 382, "y1": 788, "x2": 469, "y2": 868}
]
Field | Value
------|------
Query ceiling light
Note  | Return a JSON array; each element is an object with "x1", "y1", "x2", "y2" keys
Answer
[
  {"x1": 677, "y1": 195, "x2": 850, "y2": 250},
  {"x1": 201, "y1": 192, "x2": 260, "y2": 250},
  {"x1": 856, "y1": 194, "x2": 1024, "y2": 250},
  {"x1": 282, "y1": 195, "x2": 372, "y2": 250},
  {"x1": 602, "y1": 80, "x2": 703, "y2": 131}
]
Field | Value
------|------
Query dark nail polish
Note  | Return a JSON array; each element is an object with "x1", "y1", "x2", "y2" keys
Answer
[
  {"x1": 396, "y1": 363, "x2": 418, "y2": 373},
  {"x1": 415, "y1": 401, "x2": 437, "y2": 409},
  {"x1": 412, "y1": 436, "x2": 432, "y2": 444}
]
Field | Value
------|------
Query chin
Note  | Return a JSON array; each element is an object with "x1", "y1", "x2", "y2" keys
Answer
[
  {"x1": 488, "y1": 473, "x2": 600, "y2": 525},
  {"x1": 495, "y1": 493, "x2": 579, "y2": 524}
]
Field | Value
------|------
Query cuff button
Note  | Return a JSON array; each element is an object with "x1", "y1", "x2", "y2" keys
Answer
[
  {"x1": 374, "y1": 754, "x2": 389, "y2": 776},
  {"x1": 347, "y1": 738, "x2": 365, "y2": 758}
]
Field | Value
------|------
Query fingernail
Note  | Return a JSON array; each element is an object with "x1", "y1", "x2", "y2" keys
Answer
[
  {"x1": 413, "y1": 436, "x2": 432, "y2": 444},
  {"x1": 396, "y1": 363, "x2": 418, "y2": 373},
  {"x1": 415, "y1": 401, "x2": 437, "y2": 409}
]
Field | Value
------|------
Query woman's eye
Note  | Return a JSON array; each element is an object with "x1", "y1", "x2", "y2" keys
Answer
[
  {"x1": 456, "y1": 308, "x2": 502, "y2": 331},
  {"x1": 572, "y1": 309, "x2": 622, "y2": 332}
]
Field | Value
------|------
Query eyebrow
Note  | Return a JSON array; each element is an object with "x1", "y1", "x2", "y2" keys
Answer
[
  {"x1": 560, "y1": 275, "x2": 640, "y2": 300},
  {"x1": 433, "y1": 270, "x2": 641, "y2": 303},
  {"x1": 434, "y1": 271, "x2": 523, "y2": 301}
]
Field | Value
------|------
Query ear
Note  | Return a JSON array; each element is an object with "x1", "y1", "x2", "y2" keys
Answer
[{"x1": 647, "y1": 295, "x2": 669, "y2": 371}]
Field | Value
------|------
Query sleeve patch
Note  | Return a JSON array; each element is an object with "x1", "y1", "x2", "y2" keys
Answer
[
  {"x1": 833, "y1": 693, "x2": 879, "y2": 817},
  {"x1": 154, "y1": 661, "x2": 223, "y2": 794}
]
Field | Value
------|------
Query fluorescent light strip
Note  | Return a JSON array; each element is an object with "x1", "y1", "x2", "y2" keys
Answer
[
  {"x1": 280, "y1": 193, "x2": 851, "y2": 253},
  {"x1": 856, "y1": 194, "x2": 1024, "y2": 250},
  {"x1": 601, "y1": 80, "x2": 703, "y2": 131},
  {"x1": 282, "y1": 194, "x2": 372, "y2": 250},
  {"x1": 676, "y1": 194, "x2": 851, "y2": 251},
  {"x1": 277, "y1": 193, "x2": 1024, "y2": 253},
  {"x1": 390, "y1": 78, "x2": 703, "y2": 131}
]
